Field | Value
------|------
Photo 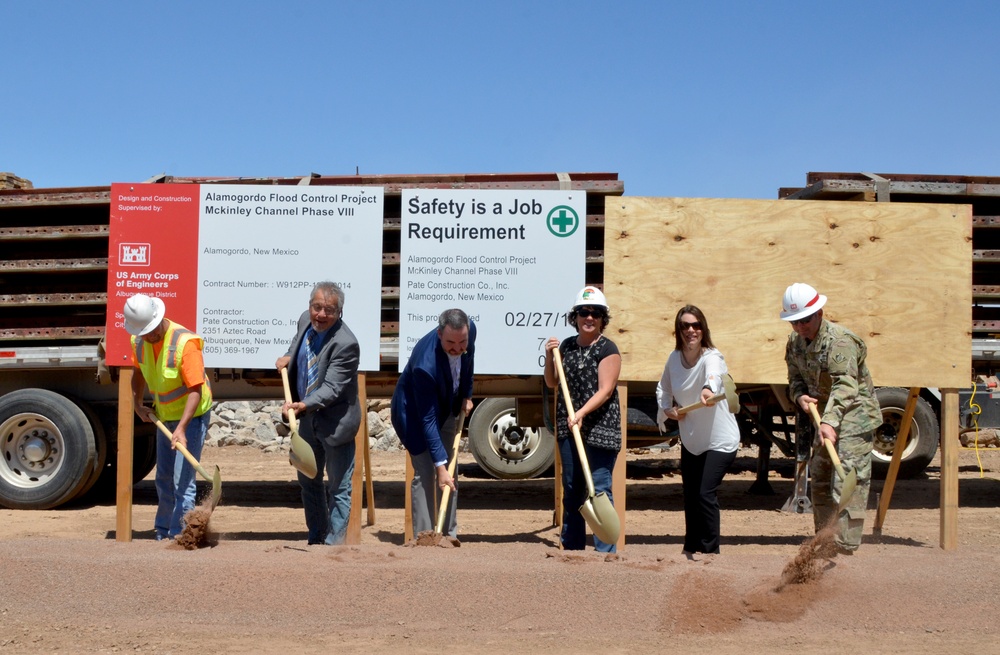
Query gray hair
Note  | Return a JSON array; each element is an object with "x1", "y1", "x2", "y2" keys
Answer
[
  {"x1": 437, "y1": 308, "x2": 469, "y2": 331},
  {"x1": 310, "y1": 281, "x2": 345, "y2": 311}
]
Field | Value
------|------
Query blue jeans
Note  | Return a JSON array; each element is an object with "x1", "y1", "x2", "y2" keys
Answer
[
  {"x1": 154, "y1": 412, "x2": 209, "y2": 539},
  {"x1": 558, "y1": 437, "x2": 617, "y2": 552},
  {"x1": 299, "y1": 434, "x2": 356, "y2": 545}
]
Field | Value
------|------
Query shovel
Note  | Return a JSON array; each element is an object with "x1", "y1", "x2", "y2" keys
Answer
[
  {"x1": 434, "y1": 410, "x2": 467, "y2": 535},
  {"x1": 674, "y1": 374, "x2": 739, "y2": 416},
  {"x1": 552, "y1": 348, "x2": 621, "y2": 545},
  {"x1": 809, "y1": 403, "x2": 857, "y2": 512},
  {"x1": 780, "y1": 458, "x2": 813, "y2": 514},
  {"x1": 154, "y1": 419, "x2": 222, "y2": 511},
  {"x1": 280, "y1": 367, "x2": 320, "y2": 479}
]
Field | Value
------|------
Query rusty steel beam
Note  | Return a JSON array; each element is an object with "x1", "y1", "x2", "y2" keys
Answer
[
  {"x1": 0, "y1": 225, "x2": 109, "y2": 240},
  {"x1": 0, "y1": 188, "x2": 111, "y2": 207},
  {"x1": 0, "y1": 258, "x2": 107, "y2": 272},
  {"x1": 0, "y1": 326, "x2": 106, "y2": 340},
  {"x1": 0, "y1": 293, "x2": 107, "y2": 306}
]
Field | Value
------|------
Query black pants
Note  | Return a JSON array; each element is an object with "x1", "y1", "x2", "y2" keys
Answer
[{"x1": 680, "y1": 445, "x2": 736, "y2": 554}]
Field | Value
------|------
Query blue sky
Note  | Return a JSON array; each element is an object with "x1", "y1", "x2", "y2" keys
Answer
[{"x1": 3, "y1": 1, "x2": 997, "y2": 198}]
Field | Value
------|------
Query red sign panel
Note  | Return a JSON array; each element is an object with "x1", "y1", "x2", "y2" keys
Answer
[{"x1": 105, "y1": 183, "x2": 201, "y2": 365}]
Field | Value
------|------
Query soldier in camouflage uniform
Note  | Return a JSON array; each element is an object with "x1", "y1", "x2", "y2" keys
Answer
[{"x1": 781, "y1": 283, "x2": 881, "y2": 554}]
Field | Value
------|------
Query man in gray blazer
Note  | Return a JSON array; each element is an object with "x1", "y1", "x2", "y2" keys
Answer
[{"x1": 275, "y1": 281, "x2": 362, "y2": 545}]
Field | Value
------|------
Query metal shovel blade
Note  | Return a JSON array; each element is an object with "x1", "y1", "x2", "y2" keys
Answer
[
  {"x1": 836, "y1": 466, "x2": 858, "y2": 514},
  {"x1": 780, "y1": 459, "x2": 812, "y2": 514},
  {"x1": 288, "y1": 428, "x2": 319, "y2": 479},
  {"x1": 280, "y1": 367, "x2": 319, "y2": 479},
  {"x1": 580, "y1": 491, "x2": 620, "y2": 545},
  {"x1": 720, "y1": 374, "x2": 740, "y2": 414},
  {"x1": 207, "y1": 464, "x2": 223, "y2": 511}
]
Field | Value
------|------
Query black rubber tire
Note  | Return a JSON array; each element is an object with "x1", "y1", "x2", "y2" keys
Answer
[
  {"x1": 70, "y1": 399, "x2": 107, "y2": 502},
  {"x1": 82, "y1": 408, "x2": 158, "y2": 502},
  {"x1": 0, "y1": 389, "x2": 98, "y2": 510},
  {"x1": 872, "y1": 387, "x2": 939, "y2": 479},
  {"x1": 468, "y1": 398, "x2": 556, "y2": 479}
]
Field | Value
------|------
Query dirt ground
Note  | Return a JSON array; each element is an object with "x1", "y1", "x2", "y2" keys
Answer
[{"x1": 3, "y1": 444, "x2": 1000, "y2": 654}]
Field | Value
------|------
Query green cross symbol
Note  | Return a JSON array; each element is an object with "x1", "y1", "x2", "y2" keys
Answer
[{"x1": 546, "y1": 205, "x2": 579, "y2": 237}]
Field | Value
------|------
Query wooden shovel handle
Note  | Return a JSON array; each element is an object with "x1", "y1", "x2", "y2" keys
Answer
[
  {"x1": 552, "y1": 348, "x2": 597, "y2": 497},
  {"x1": 808, "y1": 403, "x2": 848, "y2": 480},
  {"x1": 154, "y1": 419, "x2": 212, "y2": 482},
  {"x1": 435, "y1": 410, "x2": 466, "y2": 534},
  {"x1": 675, "y1": 390, "x2": 727, "y2": 417},
  {"x1": 279, "y1": 367, "x2": 300, "y2": 433}
]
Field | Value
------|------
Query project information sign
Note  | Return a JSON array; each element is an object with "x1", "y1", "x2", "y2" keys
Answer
[
  {"x1": 106, "y1": 183, "x2": 383, "y2": 371},
  {"x1": 399, "y1": 189, "x2": 585, "y2": 374}
]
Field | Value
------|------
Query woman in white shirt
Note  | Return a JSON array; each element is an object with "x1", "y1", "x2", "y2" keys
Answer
[{"x1": 656, "y1": 305, "x2": 740, "y2": 555}]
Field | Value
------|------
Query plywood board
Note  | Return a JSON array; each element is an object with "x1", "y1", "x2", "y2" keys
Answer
[{"x1": 604, "y1": 197, "x2": 971, "y2": 388}]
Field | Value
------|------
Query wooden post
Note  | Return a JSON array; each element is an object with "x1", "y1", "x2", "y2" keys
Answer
[
  {"x1": 404, "y1": 453, "x2": 414, "y2": 543},
  {"x1": 873, "y1": 387, "x2": 920, "y2": 532},
  {"x1": 345, "y1": 373, "x2": 366, "y2": 545},
  {"x1": 613, "y1": 382, "x2": 627, "y2": 551},
  {"x1": 359, "y1": 374, "x2": 375, "y2": 527},
  {"x1": 115, "y1": 368, "x2": 134, "y2": 542},
  {"x1": 940, "y1": 389, "x2": 959, "y2": 549}
]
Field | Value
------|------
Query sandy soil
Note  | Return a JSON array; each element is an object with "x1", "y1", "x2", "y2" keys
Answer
[{"x1": 2, "y1": 444, "x2": 1000, "y2": 654}]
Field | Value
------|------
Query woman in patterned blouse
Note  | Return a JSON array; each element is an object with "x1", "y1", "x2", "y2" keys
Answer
[{"x1": 543, "y1": 286, "x2": 622, "y2": 552}]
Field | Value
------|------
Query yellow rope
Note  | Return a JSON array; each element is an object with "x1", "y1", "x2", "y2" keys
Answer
[{"x1": 965, "y1": 380, "x2": 985, "y2": 477}]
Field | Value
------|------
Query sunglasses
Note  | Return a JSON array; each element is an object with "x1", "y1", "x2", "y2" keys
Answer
[
  {"x1": 576, "y1": 307, "x2": 606, "y2": 319},
  {"x1": 789, "y1": 314, "x2": 815, "y2": 326},
  {"x1": 679, "y1": 321, "x2": 702, "y2": 331}
]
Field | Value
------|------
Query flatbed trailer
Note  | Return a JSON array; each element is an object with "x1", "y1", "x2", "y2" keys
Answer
[{"x1": 0, "y1": 172, "x2": 625, "y2": 509}]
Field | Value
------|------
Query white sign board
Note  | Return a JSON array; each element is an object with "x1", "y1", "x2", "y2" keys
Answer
[
  {"x1": 196, "y1": 185, "x2": 383, "y2": 371},
  {"x1": 399, "y1": 189, "x2": 585, "y2": 374}
]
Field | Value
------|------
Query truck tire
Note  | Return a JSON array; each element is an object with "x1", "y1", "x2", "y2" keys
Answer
[
  {"x1": 873, "y1": 387, "x2": 939, "y2": 479},
  {"x1": 71, "y1": 400, "x2": 108, "y2": 502},
  {"x1": 0, "y1": 389, "x2": 98, "y2": 510},
  {"x1": 468, "y1": 398, "x2": 555, "y2": 479},
  {"x1": 82, "y1": 410, "x2": 158, "y2": 502}
]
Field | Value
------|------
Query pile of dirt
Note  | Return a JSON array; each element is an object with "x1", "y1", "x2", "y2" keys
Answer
[
  {"x1": 405, "y1": 529, "x2": 461, "y2": 547},
  {"x1": 174, "y1": 497, "x2": 215, "y2": 550}
]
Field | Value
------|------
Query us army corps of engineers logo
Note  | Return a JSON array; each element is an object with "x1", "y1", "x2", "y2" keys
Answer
[{"x1": 546, "y1": 205, "x2": 580, "y2": 237}]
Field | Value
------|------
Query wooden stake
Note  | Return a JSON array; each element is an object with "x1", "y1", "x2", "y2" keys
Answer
[
  {"x1": 404, "y1": 453, "x2": 414, "y2": 543},
  {"x1": 613, "y1": 382, "x2": 627, "y2": 551},
  {"x1": 115, "y1": 367, "x2": 134, "y2": 542},
  {"x1": 873, "y1": 387, "x2": 920, "y2": 532},
  {"x1": 940, "y1": 389, "x2": 959, "y2": 550}
]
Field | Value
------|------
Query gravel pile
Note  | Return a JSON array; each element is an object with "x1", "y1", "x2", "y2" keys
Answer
[{"x1": 208, "y1": 399, "x2": 402, "y2": 453}]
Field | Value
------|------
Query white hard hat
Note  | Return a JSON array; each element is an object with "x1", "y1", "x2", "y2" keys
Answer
[
  {"x1": 780, "y1": 283, "x2": 827, "y2": 321},
  {"x1": 123, "y1": 294, "x2": 165, "y2": 336},
  {"x1": 573, "y1": 286, "x2": 608, "y2": 310}
]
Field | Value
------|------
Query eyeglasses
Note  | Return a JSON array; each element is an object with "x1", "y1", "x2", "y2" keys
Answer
[
  {"x1": 576, "y1": 307, "x2": 605, "y2": 319},
  {"x1": 679, "y1": 321, "x2": 702, "y2": 331},
  {"x1": 789, "y1": 314, "x2": 815, "y2": 326},
  {"x1": 310, "y1": 303, "x2": 339, "y2": 316}
]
